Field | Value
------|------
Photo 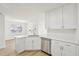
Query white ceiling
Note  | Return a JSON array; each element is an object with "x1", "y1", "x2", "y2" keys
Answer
[{"x1": 0, "y1": 3, "x2": 65, "y2": 21}]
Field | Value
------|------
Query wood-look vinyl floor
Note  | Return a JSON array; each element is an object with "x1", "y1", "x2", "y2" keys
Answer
[
  {"x1": 17, "y1": 50, "x2": 48, "y2": 56},
  {"x1": 0, "y1": 39, "x2": 48, "y2": 56}
]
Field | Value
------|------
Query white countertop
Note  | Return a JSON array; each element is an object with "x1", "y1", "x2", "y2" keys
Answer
[
  {"x1": 14, "y1": 34, "x2": 79, "y2": 45},
  {"x1": 40, "y1": 34, "x2": 79, "y2": 45},
  {"x1": 14, "y1": 35, "x2": 39, "y2": 38},
  {"x1": 14, "y1": 35, "x2": 27, "y2": 38}
]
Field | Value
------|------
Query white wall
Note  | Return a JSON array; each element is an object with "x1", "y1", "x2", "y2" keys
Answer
[
  {"x1": 5, "y1": 13, "x2": 47, "y2": 40},
  {"x1": 2, "y1": 3, "x2": 47, "y2": 39},
  {"x1": 26, "y1": 12, "x2": 47, "y2": 35},
  {"x1": 0, "y1": 5, "x2": 5, "y2": 48},
  {"x1": 76, "y1": 30, "x2": 79, "y2": 43},
  {"x1": 0, "y1": 13, "x2": 5, "y2": 48},
  {"x1": 37, "y1": 13, "x2": 47, "y2": 35},
  {"x1": 22, "y1": 12, "x2": 47, "y2": 36},
  {"x1": 75, "y1": 4, "x2": 79, "y2": 43}
]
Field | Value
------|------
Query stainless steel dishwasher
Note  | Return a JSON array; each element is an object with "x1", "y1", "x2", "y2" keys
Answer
[{"x1": 41, "y1": 37, "x2": 51, "y2": 56}]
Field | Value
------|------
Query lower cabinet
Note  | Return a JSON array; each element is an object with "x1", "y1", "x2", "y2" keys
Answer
[
  {"x1": 75, "y1": 46, "x2": 79, "y2": 56},
  {"x1": 32, "y1": 38, "x2": 41, "y2": 50},
  {"x1": 15, "y1": 37, "x2": 26, "y2": 53},
  {"x1": 25, "y1": 36, "x2": 41, "y2": 50},
  {"x1": 62, "y1": 43, "x2": 76, "y2": 56},
  {"x1": 51, "y1": 40, "x2": 63, "y2": 56},
  {"x1": 25, "y1": 38, "x2": 33, "y2": 50},
  {"x1": 51, "y1": 40, "x2": 79, "y2": 56},
  {"x1": 15, "y1": 36, "x2": 41, "y2": 53}
]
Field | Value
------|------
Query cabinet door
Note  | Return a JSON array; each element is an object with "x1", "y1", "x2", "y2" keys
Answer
[
  {"x1": 15, "y1": 37, "x2": 25, "y2": 53},
  {"x1": 63, "y1": 4, "x2": 77, "y2": 29},
  {"x1": 51, "y1": 41, "x2": 62, "y2": 56},
  {"x1": 46, "y1": 7, "x2": 63, "y2": 29},
  {"x1": 62, "y1": 44, "x2": 79, "y2": 56},
  {"x1": 62, "y1": 44, "x2": 76, "y2": 56},
  {"x1": 25, "y1": 38, "x2": 32, "y2": 50},
  {"x1": 75, "y1": 45, "x2": 79, "y2": 56},
  {"x1": 32, "y1": 37, "x2": 41, "y2": 50}
]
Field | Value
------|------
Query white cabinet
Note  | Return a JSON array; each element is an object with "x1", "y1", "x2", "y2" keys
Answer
[
  {"x1": 46, "y1": 7, "x2": 63, "y2": 29},
  {"x1": 75, "y1": 45, "x2": 79, "y2": 56},
  {"x1": 25, "y1": 36, "x2": 41, "y2": 50},
  {"x1": 62, "y1": 43, "x2": 76, "y2": 56},
  {"x1": 15, "y1": 36, "x2": 41, "y2": 52},
  {"x1": 63, "y1": 4, "x2": 77, "y2": 29},
  {"x1": 15, "y1": 37, "x2": 25, "y2": 53},
  {"x1": 25, "y1": 37, "x2": 33, "y2": 50},
  {"x1": 51, "y1": 40, "x2": 79, "y2": 56},
  {"x1": 33, "y1": 37, "x2": 41, "y2": 50},
  {"x1": 46, "y1": 4, "x2": 77, "y2": 29},
  {"x1": 51, "y1": 41, "x2": 62, "y2": 56}
]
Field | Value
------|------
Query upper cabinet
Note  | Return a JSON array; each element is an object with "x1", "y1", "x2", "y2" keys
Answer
[
  {"x1": 45, "y1": 4, "x2": 77, "y2": 29},
  {"x1": 63, "y1": 4, "x2": 77, "y2": 29},
  {"x1": 46, "y1": 7, "x2": 63, "y2": 29}
]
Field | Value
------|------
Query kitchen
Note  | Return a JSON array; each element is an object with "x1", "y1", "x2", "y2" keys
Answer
[{"x1": 0, "y1": 3, "x2": 79, "y2": 56}]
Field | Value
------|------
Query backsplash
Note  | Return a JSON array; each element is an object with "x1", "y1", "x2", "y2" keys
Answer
[
  {"x1": 47, "y1": 29, "x2": 77, "y2": 43},
  {"x1": 48, "y1": 29, "x2": 76, "y2": 34}
]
